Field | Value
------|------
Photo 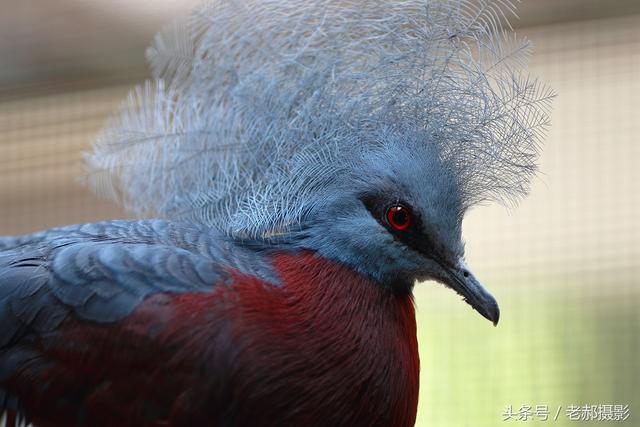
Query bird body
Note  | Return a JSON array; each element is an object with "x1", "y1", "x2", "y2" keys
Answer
[
  {"x1": 0, "y1": 221, "x2": 418, "y2": 426},
  {"x1": 0, "y1": 0, "x2": 552, "y2": 425}
]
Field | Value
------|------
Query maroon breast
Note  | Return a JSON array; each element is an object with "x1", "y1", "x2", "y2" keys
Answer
[
  {"x1": 219, "y1": 251, "x2": 421, "y2": 426},
  {"x1": 5, "y1": 251, "x2": 419, "y2": 427}
]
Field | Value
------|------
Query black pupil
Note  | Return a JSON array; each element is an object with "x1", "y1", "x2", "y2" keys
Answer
[{"x1": 393, "y1": 209, "x2": 408, "y2": 225}]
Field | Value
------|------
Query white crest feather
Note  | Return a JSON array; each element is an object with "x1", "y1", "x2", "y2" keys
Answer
[{"x1": 86, "y1": 0, "x2": 554, "y2": 236}]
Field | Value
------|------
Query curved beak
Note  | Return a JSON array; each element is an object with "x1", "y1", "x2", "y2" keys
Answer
[{"x1": 436, "y1": 259, "x2": 500, "y2": 326}]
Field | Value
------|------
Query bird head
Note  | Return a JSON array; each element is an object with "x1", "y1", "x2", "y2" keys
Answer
[
  {"x1": 275, "y1": 130, "x2": 499, "y2": 324},
  {"x1": 87, "y1": 0, "x2": 553, "y2": 325}
]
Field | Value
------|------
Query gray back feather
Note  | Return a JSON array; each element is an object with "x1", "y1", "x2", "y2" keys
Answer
[{"x1": 86, "y1": 0, "x2": 554, "y2": 237}]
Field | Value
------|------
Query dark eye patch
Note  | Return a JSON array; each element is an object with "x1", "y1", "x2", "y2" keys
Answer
[{"x1": 360, "y1": 192, "x2": 439, "y2": 259}]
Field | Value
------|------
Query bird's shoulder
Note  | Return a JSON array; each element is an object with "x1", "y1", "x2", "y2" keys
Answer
[
  {"x1": 0, "y1": 219, "x2": 278, "y2": 337},
  {"x1": 0, "y1": 219, "x2": 286, "y2": 425}
]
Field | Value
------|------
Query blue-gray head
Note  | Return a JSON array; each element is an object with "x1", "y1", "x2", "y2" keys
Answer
[{"x1": 87, "y1": 0, "x2": 554, "y2": 324}]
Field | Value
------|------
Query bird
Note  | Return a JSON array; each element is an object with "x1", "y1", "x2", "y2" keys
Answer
[{"x1": 0, "y1": 1, "x2": 553, "y2": 426}]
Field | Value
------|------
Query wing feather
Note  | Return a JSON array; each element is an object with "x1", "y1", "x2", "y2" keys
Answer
[{"x1": 0, "y1": 219, "x2": 277, "y2": 426}]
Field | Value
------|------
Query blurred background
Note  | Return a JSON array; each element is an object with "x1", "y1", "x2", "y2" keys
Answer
[{"x1": 0, "y1": 1, "x2": 638, "y2": 426}]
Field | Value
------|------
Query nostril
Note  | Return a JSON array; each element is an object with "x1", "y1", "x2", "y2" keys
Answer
[{"x1": 463, "y1": 270, "x2": 469, "y2": 278}]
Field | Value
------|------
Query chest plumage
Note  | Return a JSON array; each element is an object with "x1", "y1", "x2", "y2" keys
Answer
[
  {"x1": 213, "y1": 252, "x2": 420, "y2": 426},
  {"x1": 139, "y1": 252, "x2": 420, "y2": 426},
  {"x1": 3, "y1": 249, "x2": 418, "y2": 427}
]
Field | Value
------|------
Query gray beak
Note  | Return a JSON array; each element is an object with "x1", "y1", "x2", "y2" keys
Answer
[{"x1": 437, "y1": 259, "x2": 500, "y2": 326}]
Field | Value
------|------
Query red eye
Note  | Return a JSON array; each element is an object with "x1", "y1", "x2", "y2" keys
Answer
[{"x1": 386, "y1": 204, "x2": 412, "y2": 231}]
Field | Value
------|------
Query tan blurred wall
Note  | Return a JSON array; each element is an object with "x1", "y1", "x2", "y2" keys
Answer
[
  {"x1": 463, "y1": 15, "x2": 640, "y2": 292},
  {"x1": 0, "y1": 86, "x2": 128, "y2": 233}
]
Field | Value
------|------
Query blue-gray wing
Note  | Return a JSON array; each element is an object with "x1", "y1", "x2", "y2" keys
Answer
[
  {"x1": 0, "y1": 219, "x2": 276, "y2": 349},
  {"x1": 0, "y1": 219, "x2": 279, "y2": 424}
]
